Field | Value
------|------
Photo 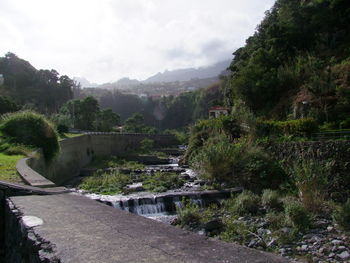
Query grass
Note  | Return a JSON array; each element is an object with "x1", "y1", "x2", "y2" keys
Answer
[
  {"x1": 88, "y1": 156, "x2": 145, "y2": 170},
  {"x1": 142, "y1": 172, "x2": 185, "y2": 192},
  {"x1": 58, "y1": 133, "x2": 84, "y2": 140},
  {"x1": 0, "y1": 153, "x2": 24, "y2": 183},
  {"x1": 79, "y1": 170, "x2": 131, "y2": 194}
]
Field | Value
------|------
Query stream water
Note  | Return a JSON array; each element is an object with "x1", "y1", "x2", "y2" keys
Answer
[{"x1": 75, "y1": 154, "x2": 240, "y2": 224}]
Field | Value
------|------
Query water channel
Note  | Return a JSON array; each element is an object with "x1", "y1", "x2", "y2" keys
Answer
[{"x1": 73, "y1": 153, "x2": 240, "y2": 224}]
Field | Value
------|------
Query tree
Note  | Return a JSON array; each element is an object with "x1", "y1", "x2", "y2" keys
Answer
[
  {"x1": 0, "y1": 96, "x2": 19, "y2": 114},
  {"x1": 78, "y1": 96, "x2": 99, "y2": 130},
  {"x1": 124, "y1": 113, "x2": 145, "y2": 133},
  {"x1": 95, "y1": 108, "x2": 120, "y2": 132}
]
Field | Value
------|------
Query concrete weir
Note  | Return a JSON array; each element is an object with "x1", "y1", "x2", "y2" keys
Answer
[{"x1": 1, "y1": 134, "x2": 289, "y2": 262}]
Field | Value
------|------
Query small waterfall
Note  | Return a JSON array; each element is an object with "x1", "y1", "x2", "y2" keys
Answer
[{"x1": 107, "y1": 192, "x2": 233, "y2": 217}]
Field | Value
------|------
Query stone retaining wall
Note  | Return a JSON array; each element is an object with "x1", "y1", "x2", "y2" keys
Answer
[{"x1": 265, "y1": 140, "x2": 350, "y2": 201}]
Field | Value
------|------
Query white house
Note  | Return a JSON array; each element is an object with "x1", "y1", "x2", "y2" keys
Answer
[{"x1": 208, "y1": 106, "x2": 230, "y2": 118}]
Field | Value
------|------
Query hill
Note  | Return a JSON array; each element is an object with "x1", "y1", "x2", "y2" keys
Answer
[
  {"x1": 144, "y1": 60, "x2": 230, "y2": 83},
  {"x1": 224, "y1": 0, "x2": 350, "y2": 127}
]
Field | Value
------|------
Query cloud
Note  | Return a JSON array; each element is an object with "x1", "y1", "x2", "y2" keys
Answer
[{"x1": 0, "y1": 0, "x2": 275, "y2": 83}]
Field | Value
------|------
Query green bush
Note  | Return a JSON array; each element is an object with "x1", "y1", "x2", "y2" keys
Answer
[
  {"x1": 265, "y1": 211, "x2": 286, "y2": 230},
  {"x1": 262, "y1": 189, "x2": 282, "y2": 211},
  {"x1": 88, "y1": 156, "x2": 144, "y2": 170},
  {"x1": 256, "y1": 118, "x2": 318, "y2": 138},
  {"x1": 139, "y1": 138, "x2": 154, "y2": 153},
  {"x1": 142, "y1": 172, "x2": 185, "y2": 192},
  {"x1": 290, "y1": 158, "x2": 331, "y2": 213},
  {"x1": 220, "y1": 218, "x2": 256, "y2": 244},
  {"x1": 340, "y1": 118, "x2": 350, "y2": 129},
  {"x1": 79, "y1": 170, "x2": 131, "y2": 194},
  {"x1": 191, "y1": 134, "x2": 236, "y2": 184},
  {"x1": 284, "y1": 201, "x2": 311, "y2": 232},
  {"x1": 0, "y1": 111, "x2": 59, "y2": 160},
  {"x1": 176, "y1": 199, "x2": 201, "y2": 227},
  {"x1": 184, "y1": 115, "x2": 240, "y2": 163},
  {"x1": 224, "y1": 191, "x2": 260, "y2": 216},
  {"x1": 333, "y1": 199, "x2": 350, "y2": 231},
  {"x1": 191, "y1": 136, "x2": 286, "y2": 192}
]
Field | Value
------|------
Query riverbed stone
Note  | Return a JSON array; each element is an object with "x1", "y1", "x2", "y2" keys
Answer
[{"x1": 337, "y1": 250, "x2": 350, "y2": 260}]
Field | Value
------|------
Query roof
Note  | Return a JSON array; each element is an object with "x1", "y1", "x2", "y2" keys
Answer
[{"x1": 209, "y1": 106, "x2": 230, "y2": 111}]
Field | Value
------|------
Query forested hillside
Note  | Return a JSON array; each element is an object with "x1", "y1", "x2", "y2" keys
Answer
[
  {"x1": 77, "y1": 82, "x2": 223, "y2": 130},
  {"x1": 0, "y1": 52, "x2": 77, "y2": 113},
  {"x1": 224, "y1": 0, "x2": 350, "y2": 127}
]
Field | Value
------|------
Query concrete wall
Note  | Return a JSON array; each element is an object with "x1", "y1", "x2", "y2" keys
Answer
[
  {"x1": 1, "y1": 197, "x2": 59, "y2": 263},
  {"x1": 28, "y1": 133, "x2": 178, "y2": 185}
]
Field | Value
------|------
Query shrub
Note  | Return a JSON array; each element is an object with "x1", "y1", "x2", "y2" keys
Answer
[
  {"x1": 284, "y1": 201, "x2": 311, "y2": 232},
  {"x1": 191, "y1": 136, "x2": 286, "y2": 192},
  {"x1": 0, "y1": 111, "x2": 59, "y2": 161},
  {"x1": 291, "y1": 158, "x2": 331, "y2": 213},
  {"x1": 333, "y1": 199, "x2": 350, "y2": 231},
  {"x1": 88, "y1": 156, "x2": 144, "y2": 170},
  {"x1": 220, "y1": 218, "x2": 256, "y2": 244},
  {"x1": 57, "y1": 123, "x2": 69, "y2": 134},
  {"x1": 262, "y1": 189, "x2": 282, "y2": 211},
  {"x1": 176, "y1": 198, "x2": 201, "y2": 227},
  {"x1": 142, "y1": 172, "x2": 185, "y2": 192},
  {"x1": 184, "y1": 115, "x2": 240, "y2": 163},
  {"x1": 265, "y1": 211, "x2": 286, "y2": 230},
  {"x1": 191, "y1": 134, "x2": 236, "y2": 184},
  {"x1": 256, "y1": 118, "x2": 318, "y2": 138},
  {"x1": 224, "y1": 191, "x2": 260, "y2": 216},
  {"x1": 79, "y1": 170, "x2": 131, "y2": 194},
  {"x1": 139, "y1": 138, "x2": 154, "y2": 153}
]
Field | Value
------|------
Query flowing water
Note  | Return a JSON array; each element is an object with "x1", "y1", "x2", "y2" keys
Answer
[{"x1": 76, "y1": 152, "x2": 241, "y2": 224}]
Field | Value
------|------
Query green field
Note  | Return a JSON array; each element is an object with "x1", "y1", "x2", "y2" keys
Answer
[{"x1": 0, "y1": 153, "x2": 24, "y2": 183}]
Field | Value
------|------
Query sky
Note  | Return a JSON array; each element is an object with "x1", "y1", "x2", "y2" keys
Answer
[{"x1": 0, "y1": 0, "x2": 275, "y2": 84}]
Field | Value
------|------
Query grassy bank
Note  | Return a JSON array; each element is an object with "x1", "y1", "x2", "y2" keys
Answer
[{"x1": 0, "y1": 153, "x2": 24, "y2": 183}]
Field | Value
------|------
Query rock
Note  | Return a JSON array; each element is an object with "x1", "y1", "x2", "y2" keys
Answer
[
  {"x1": 248, "y1": 239, "x2": 258, "y2": 248},
  {"x1": 338, "y1": 246, "x2": 347, "y2": 252},
  {"x1": 331, "y1": 239, "x2": 343, "y2": 245},
  {"x1": 327, "y1": 226, "x2": 334, "y2": 232},
  {"x1": 197, "y1": 230, "x2": 206, "y2": 235},
  {"x1": 257, "y1": 228, "x2": 267, "y2": 236},
  {"x1": 338, "y1": 250, "x2": 350, "y2": 260},
  {"x1": 279, "y1": 248, "x2": 287, "y2": 256},
  {"x1": 301, "y1": 245, "x2": 308, "y2": 251},
  {"x1": 180, "y1": 174, "x2": 191, "y2": 180},
  {"x1": 328, "y1": 252, "x2": 335, "y2": 258},
  {"x1": 281, "y1": 227, "x2": 292, "y2": 234},
  {"x1": 267, "y1": 239, "x2": 277, "y2": 248},
  {"x1": 319, "y1": 247, "x2": 327, "y2": 254},
  {"x1": 314, "y1": 219, "x2": 330, "y2": 228}
]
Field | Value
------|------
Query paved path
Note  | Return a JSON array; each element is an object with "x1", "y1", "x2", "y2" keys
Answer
[{"x1": 10, "y1": 193, "x2": 289, "y2": 263}]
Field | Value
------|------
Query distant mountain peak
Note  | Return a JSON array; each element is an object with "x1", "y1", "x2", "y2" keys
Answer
[
  {"x1": 143, "y1": 60, "x2": 230, "y2": 83},
  {"x1": 73, "y1": 77, "x2": 98, "y2": 88}
]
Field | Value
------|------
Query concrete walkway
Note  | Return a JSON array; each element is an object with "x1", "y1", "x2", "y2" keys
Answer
[{"x1": 9, "y1": 193, "x2": 289, "y2": 263}]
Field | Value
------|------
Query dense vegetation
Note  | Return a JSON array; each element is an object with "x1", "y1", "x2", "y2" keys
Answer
[
  {"x1": 0, "y1": 111, "x2": 59, "y2": 160},
  {"x1": 223, "y1": 0, "x2": 350, "y2": 128},
  {"x1": 176, "y1": 2, "x2": 350, "y2": 260},
  {"x1": 0, "y1": 52, "x2": 77, "y2": 113},
  {"x1": 56, "y1": 96, "x2": 120, "y2": 132},
  {"x1": 77, "y1": 81, "x2": 224, "y2": 130}
]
